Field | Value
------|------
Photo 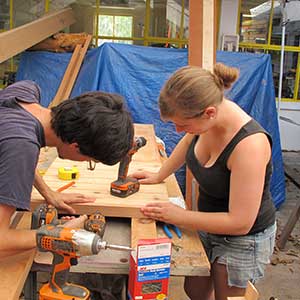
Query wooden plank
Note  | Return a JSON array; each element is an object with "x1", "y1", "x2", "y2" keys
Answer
[
  {"x1": 189, "y1": 0, "x2": 216, "y2": 69},
  {"x1": 48, "y1": 44, "x2": 81, "y2": 108},
  {"x1": 131, "y1": 218, "x2": 157, "y2": 248},
  {"x1": 189, "y1": 0, "x2": 203, "y2": 66},
  {"x1": 158, "y1": 225, "x2": 210, "y2": 276},
  {"x1": 202, "y1": 0, "x2": 216, "y2": 70},
  {"x1": 49, "y1": 35, "x2": 92, "y2": 108},
  {"x1": 62, "y1": 35, "x2": 92, "y2": 98},
  {"x1": 0, "y1": 212, "x2": 36, "y2": 300},
  {"x1": 30, "y1": 124, "x2": 170, "y2": 218},
  {"x1": 0, "y1": 8, "x2": 75, "y2": 63}
]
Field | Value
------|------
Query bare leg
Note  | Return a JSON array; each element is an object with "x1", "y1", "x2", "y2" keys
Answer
[
  {"x1": 212, "y1": 261, "x2": 245, "y2": 300},
  {"x1": 184, "y1": 275, "x2": 214, "y2": 300}
]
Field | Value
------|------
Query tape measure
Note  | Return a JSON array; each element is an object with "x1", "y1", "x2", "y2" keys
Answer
[{"x1": 58, "y1": 167, "x2": 79, "y2": 180}]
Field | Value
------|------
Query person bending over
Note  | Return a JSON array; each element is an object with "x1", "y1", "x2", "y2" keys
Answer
[{"x1": 0, "y1": 80, "x2": 134, "y2": 257}]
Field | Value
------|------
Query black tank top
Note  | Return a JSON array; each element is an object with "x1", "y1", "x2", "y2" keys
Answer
[{"x1": 186, "y1": 119, "x2": 275, "y2": 235}]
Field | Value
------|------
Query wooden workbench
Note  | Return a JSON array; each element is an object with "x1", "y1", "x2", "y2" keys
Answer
[{"x1": 2, "y1": 124, "x2": 210, "y2": 300}]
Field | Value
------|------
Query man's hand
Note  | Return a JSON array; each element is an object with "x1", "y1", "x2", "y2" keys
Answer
[
  {"x1": 34, "y1": 169, "x2": 95, "y2": 214},
  {"x1": 44, "y1": 190, "x2": 96, "y2": 214}
]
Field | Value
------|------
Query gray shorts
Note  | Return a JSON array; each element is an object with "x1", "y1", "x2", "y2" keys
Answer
[{"x1": 199, "y1": 223, "x2": 276, "y2": 288}]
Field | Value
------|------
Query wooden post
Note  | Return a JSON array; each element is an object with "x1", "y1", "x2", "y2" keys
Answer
[{"x1": 186, "y1": 0, "x2": 217, "y2": 210}]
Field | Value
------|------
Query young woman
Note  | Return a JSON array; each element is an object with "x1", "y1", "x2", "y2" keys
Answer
[{"x1": 132, "y1": 63, "x2": 276, "y2": 300}]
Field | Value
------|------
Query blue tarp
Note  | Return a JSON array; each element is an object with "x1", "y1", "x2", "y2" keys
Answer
[{"x1": 16, "y1": 43, "x2": 285, "y2": 208}]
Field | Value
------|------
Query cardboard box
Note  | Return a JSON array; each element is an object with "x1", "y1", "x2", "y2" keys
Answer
[{"x1": 128, "y1": 238, "x2": 172, "y2": 300}]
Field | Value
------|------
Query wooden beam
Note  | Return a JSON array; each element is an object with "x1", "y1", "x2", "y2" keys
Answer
[
  {"x1": 0, "y1": 8, "x2": 76, "y2": 63},
  {"x1": 49, "y1": 44, "x2": 81, "y2": 107},
  {"x1": 189, "y1": 0, "x2": 216, "y2": 69},
  {"x1": 131, "y1": 218, "x2": 157, "y2": 248},
  {"x1": 189, "y1": 0, "x2": 203, "y2": 66},
  {"x1": 186, "y1": 0, "x2": 217, "y2": 209},
  {"x1": 0, "y1": 212, "x2": 36, "y2": 300},
  {"x1": 49, "y1": 34, "x2": 92, "y2": 108}
]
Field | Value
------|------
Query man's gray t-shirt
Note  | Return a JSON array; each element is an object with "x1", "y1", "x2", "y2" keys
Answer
[{"x1": 0, "y1": 80, "x2": 45, "y2": 210}]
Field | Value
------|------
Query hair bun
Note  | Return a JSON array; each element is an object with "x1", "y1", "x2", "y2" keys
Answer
[{"x1": 213, "y1": 63, "x2": 239, "y2": 89}]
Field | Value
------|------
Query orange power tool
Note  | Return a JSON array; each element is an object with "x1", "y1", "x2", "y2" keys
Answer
[
  {"x1": 110, "y1": 136, "x2": 147, "y2": 197},
  {"x1": 36, "y1": 224, "x2": 133, "y2": 300},
  {"x1": 33, "y1": 205, "x2": 131, "y2": 300}
]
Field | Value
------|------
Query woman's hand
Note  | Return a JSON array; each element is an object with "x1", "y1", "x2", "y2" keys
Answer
[
  {"x1": 45, "y1": 190, "x2": 96, "y2": 214},
  {"x1": 141, "y1": 202, "x2": 185, "y2": 225},
  {"x1": 130, "y1": 170, "x2": 163, "y2": 184}
]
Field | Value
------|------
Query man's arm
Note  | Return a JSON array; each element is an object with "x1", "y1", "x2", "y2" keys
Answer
[
  {"x1": 34, "y1": 170, "x2": 96, "y2": 214},
  {"x1": 0, "y1": 204, "x2": 36, "y2": 258}
]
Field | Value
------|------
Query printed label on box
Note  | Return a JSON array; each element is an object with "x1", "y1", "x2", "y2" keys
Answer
[{"x1": 128, "y1": 238, "x2": 172, "y2": 300}]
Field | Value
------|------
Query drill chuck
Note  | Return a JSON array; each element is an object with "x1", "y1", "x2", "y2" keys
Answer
[
  {"x1": 72, "y1": 229, "x2": 133, "y2": 255},
  {"x1": 72, "y1": 229, "x2": 104, "y2": 256}
]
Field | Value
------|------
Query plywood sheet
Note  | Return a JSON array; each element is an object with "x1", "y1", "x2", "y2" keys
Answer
[{"x1": 31, "y1": 124, "x2": 169, "y2": 218}]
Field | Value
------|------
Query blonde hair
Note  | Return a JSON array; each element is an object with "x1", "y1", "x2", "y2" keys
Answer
[{"x1": 159, "y1": 63, "x2": 239, "y2": 119}]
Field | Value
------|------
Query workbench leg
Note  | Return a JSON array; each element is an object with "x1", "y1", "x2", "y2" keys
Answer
[{"x1": 23, "y1": 271, "x2": 37, "y2": 300}]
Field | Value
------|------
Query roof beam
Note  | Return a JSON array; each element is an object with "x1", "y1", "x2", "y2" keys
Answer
[{"x1": 0, "y1": 7, "x2": 76, "y2": 63}]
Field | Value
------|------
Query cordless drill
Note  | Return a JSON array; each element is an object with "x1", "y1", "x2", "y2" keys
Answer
[
  {"x1": 36, "y1": 225, "x2": 132, "y2": 300},
  {"x1": 33, "y1": 205, "x2": 130, "y2": 300},
  {"x1": 110, "y1": 136, "x2": 147, "y2": 197},
  {"x1": 32, "y1": 204, "x2": 60, "y2": 229}
]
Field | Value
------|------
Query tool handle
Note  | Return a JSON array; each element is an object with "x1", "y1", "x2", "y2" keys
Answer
[
  {"x1": 50, "y1": 253, "x2": 74, "y2": 293},
  {"x1": 163, "y1": 223, "x2": 182, "y2": 239},
  {"x1": 117, "y1": 136, "x2": 147, "y2": 181},
  {"x1": 117, "y1": 154, "x2": 131, "y2": 180},
  {"x1": 163, "y1": 224, "x2": 173, "y2": 239},
  {"x1": 173, "y1": 225, "x2": 182, "y2": 239}
]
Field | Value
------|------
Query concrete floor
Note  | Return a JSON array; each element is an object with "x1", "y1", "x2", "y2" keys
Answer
[{"x1": 28, "y1": 149, "x2": 300, "y2": 300}]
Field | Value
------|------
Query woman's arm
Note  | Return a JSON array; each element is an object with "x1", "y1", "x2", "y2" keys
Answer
[{"x1": 141, "y1": 133, "x2": 272, "y2": 235}]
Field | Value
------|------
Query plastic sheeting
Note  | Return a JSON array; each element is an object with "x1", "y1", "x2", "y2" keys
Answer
[{"x1": 16, "y1": 43, "x2": 285, "y2": 208}]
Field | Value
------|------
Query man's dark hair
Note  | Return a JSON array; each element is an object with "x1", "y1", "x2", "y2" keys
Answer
[{"x1": 50, "y1": 91, "x2": 134, "y2": 165}]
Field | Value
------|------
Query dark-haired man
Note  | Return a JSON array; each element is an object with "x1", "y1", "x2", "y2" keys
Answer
[{"x1": 0, "y1": 80, "x2": 134, "y2": 256}]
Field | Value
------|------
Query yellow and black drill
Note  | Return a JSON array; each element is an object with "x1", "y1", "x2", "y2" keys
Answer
[{"x1": 110, "y1": 136, "x2": 147, "y2": 197}]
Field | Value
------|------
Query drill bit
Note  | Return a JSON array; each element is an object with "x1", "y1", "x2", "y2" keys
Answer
[
  {"x1": 106, "y1": 244, "x2": 134, "y2": 252},
  {"x1": 96, "y1": 239, "x2": 133, "y2": 252}
]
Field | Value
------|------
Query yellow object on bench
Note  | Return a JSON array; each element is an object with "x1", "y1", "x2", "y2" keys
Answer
[{"x1": 58, "y1": 166, "x2": 79, "y2": 180}]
